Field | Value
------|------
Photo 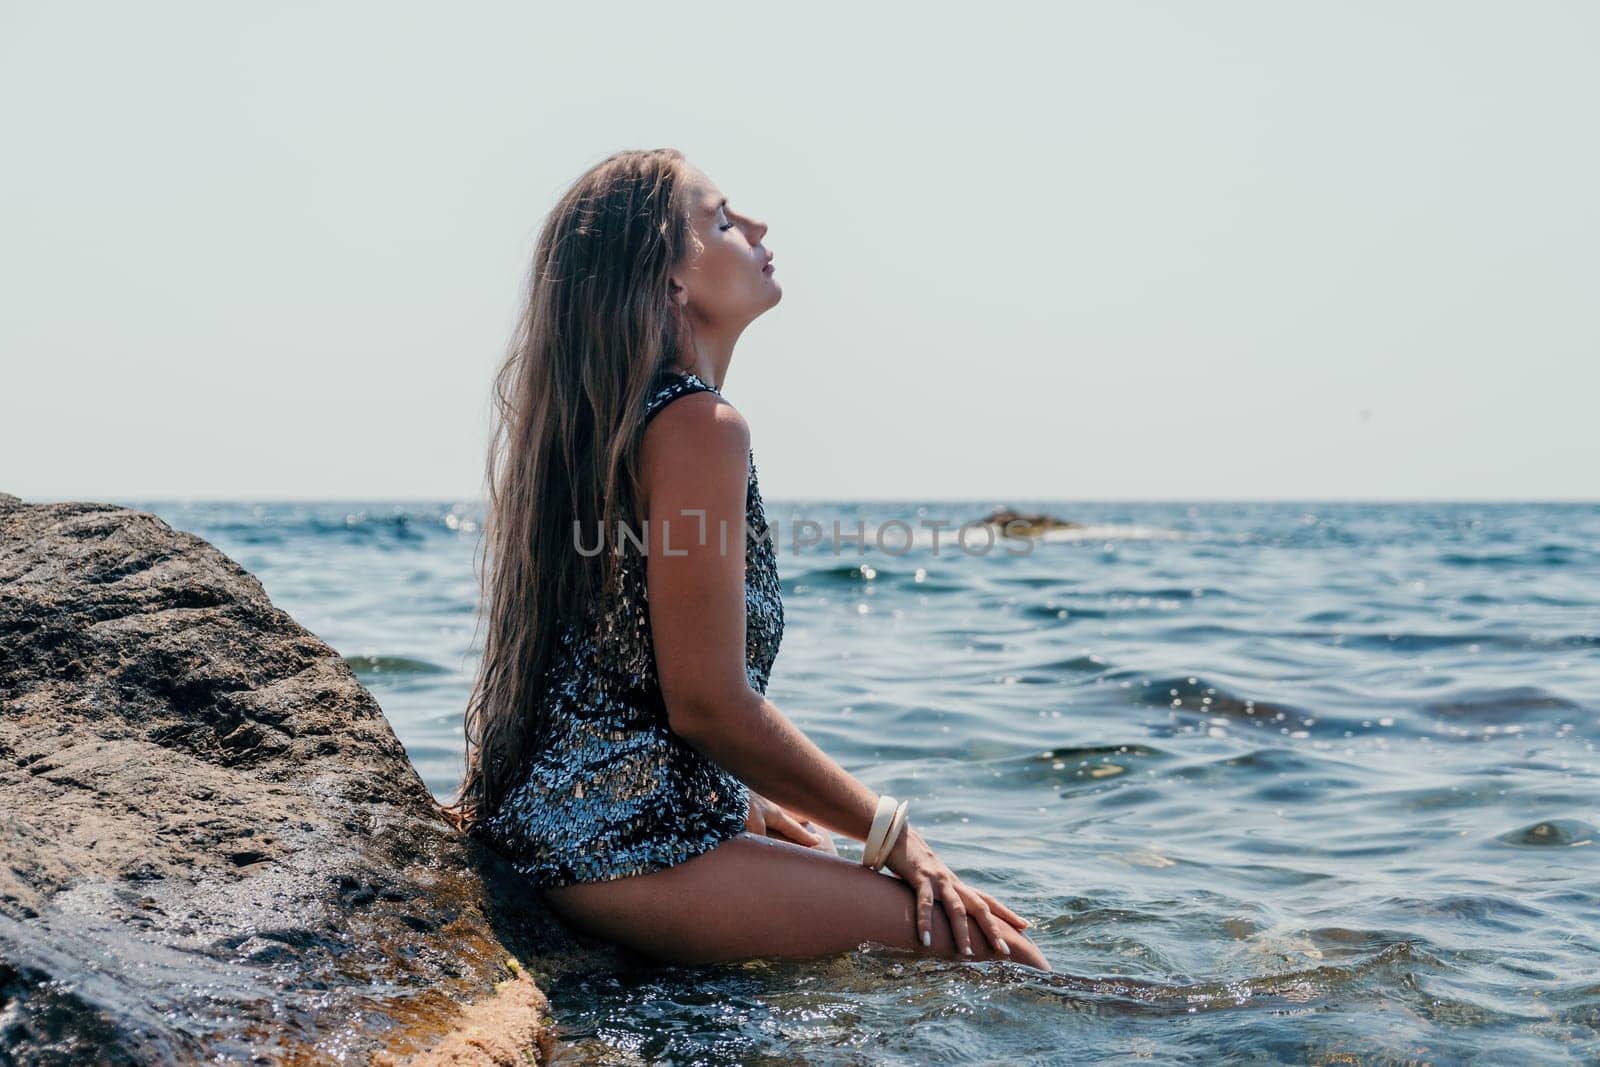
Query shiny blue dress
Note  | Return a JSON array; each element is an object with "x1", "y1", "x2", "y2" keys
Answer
[{"x1": 478, "y1": 369, "x2": 785, "y2": 888}]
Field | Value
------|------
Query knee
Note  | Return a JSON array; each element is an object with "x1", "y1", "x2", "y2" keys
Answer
[
  {"x1": 952, "y1": 914, "x2": 1050, "y2": 971},
  {"x1": 997, "y1": 924, "x2": 1050, "y2": 971}
]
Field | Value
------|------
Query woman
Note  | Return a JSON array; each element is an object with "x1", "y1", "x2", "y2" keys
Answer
[{"x1": 440, "y1": 148, "x2": 1049, "y2": 972}]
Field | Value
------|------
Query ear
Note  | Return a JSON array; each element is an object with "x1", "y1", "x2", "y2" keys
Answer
[{"x1": 667, "y1": 275, "x2": 689, "y2": 307}]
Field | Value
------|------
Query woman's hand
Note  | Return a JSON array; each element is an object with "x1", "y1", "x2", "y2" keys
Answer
[
  {"x1": 746, "y1": 790, "x2": 823, "y2": 847},
  {"x1": 880, "y1": 824, "x2": 1032, "y2": 956}
]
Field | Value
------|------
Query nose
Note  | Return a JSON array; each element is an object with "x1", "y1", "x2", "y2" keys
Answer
[{"x1": 747, "y1": 216, "x2": 769, "y2": 244}]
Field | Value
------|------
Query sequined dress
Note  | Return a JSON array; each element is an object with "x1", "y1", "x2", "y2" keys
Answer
[{"x1": 478, "y1": 369, "x2": 785, "y2": 889}]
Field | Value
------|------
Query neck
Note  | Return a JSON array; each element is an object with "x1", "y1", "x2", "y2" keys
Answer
[{"x1": 672, "y1": 315, "x2": 746, "y2": 390}]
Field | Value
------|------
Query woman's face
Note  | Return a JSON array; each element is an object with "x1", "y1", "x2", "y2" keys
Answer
[{"x1": 670, "y1": 164, "x2": 780, "y2": 329}]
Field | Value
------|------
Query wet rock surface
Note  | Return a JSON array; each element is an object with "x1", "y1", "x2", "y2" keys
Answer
[{"x1": 0, "y1": 494, "x2": 602, "y2": 1064}]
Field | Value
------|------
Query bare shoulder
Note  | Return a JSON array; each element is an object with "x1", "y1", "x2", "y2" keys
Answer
[
  {"x1": 641, "y1": 390, "x2": 750, "y2": 469},
  {"x1": 639, "y1": 390, "x2": 750, "y2": 518},
  {"x1": 640, "y1": 390, "x2": 750, "y2": 520}
]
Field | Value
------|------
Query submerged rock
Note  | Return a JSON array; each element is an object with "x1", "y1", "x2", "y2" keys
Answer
[
  {"x1": 0, "y1": 494, "x2": 598, "y2": 1064},
  {"x1": 977, "y1": 508, "x2": 1084, "y2": 537},
  {"x1": 1496, "y1": 819, "x2": 1596, "y2": 848}
]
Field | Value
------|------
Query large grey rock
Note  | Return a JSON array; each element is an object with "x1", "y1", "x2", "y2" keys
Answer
[{"x1": 0, "y1": 495, "x2": 595, "y2": 1064}]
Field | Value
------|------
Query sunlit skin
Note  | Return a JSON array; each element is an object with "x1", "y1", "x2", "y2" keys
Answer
[
  {"x1": 540, "y1": 163, "x2": 1050, "y2": 972},
  {"x1": 666, "y1": 164, "x2": 782, "y2": 388}
]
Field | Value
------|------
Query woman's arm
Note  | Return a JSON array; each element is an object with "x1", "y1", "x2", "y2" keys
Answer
[
  {"x1": 640, "y1": 392, "x2": 879, "y2": 843},
  {"x1": 639, "y1": 391, "x2": 1032, "y2": 954},
  {"x1": 689, "y1": 691, "x2": 878, "y2": 841}
]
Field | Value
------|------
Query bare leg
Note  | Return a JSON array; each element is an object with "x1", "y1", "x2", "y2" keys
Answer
[{"x1": 541, "y1": 831, "x2": 1051, "y2": 971}]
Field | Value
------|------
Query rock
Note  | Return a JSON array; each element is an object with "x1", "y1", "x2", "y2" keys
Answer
[
  {"x1": 0, "y1": 496, "x2": 605, "y2": 1064},
  {"x1": 1496, "y1": 819, "x2": 1597, "y2": 848},
  {"x1": 976, "y1": 508, "x2": 1084, "y2": 537}
]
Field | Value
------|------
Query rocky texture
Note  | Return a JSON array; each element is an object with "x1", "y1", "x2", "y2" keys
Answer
[
  {"x1": 0, "y1": 494, "x2": 607, "y2": 1064},
  {"x1": 977, "y1": 508, "x2": 1084, "y2": 537}
]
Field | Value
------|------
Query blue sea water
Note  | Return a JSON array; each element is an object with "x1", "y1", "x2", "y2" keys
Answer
[{"x1": 127, "y1": 498, "x2": 1600, "y2": 1065}]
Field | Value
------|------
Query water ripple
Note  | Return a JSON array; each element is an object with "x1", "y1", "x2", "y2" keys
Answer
[{"x1": 127, "y1": 497, "x2": 1600, "y2": 1064}]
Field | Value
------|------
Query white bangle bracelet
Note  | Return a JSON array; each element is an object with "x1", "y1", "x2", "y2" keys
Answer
[
  {"x1": 872, "y1": 800, "x2": 910, "y2": 871},
  {"x1": 861, "y1": 795, "x2": 897, "y2": 868}
]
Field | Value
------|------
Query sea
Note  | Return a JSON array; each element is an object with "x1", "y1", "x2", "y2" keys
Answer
[{"x1": 127, "y1": 498, "x2": 1600, "y2": 1065}]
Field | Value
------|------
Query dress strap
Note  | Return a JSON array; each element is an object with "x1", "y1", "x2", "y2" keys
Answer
[{"x1": 644, "y1": 368, "x2": 721, "y2": 423}]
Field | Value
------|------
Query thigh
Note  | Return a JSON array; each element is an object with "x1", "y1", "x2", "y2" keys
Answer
[{"x1": 540, "y1": 831, "x2": 1049, "y2": 971}]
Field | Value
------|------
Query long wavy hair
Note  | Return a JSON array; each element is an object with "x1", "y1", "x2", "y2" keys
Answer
[{"x1": 438, "y1": 148, "x2": 701, "y2": 835}]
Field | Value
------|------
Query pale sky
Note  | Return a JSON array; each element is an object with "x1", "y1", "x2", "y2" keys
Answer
[{"x1": 3, "y1": 2, "x2": 1595, "y2": 502}]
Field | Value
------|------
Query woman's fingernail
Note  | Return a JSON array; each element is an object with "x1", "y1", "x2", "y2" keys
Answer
[
  {"x1": 921, "y1": 930, "x2": 931, "y2": 947},
  {"x1": 963, "y1": 946, "x2": 974, "y2": 956},
  {"x1": 999, "y1": 940, "x2": 1011, "y2": 955}
]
